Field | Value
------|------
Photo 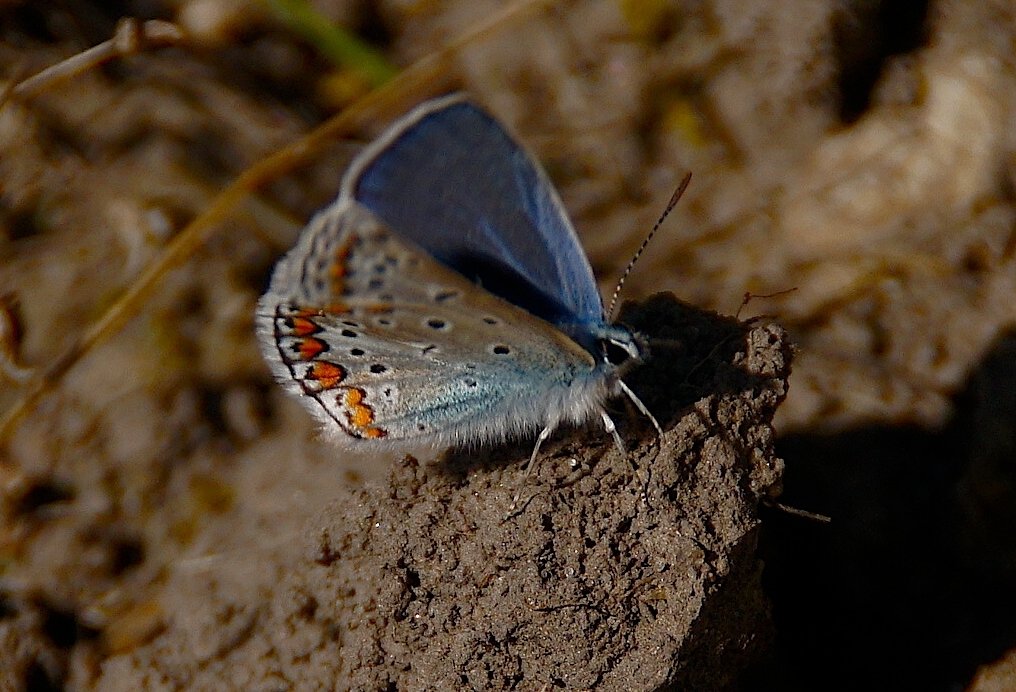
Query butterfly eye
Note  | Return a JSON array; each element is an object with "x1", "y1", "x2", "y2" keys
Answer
[
  {"x1": 603, "y1": 340, "x2": 634, "y2": 366},
  {"x1": 492, "y1": 345, "x2": 510, "y2": 355}
]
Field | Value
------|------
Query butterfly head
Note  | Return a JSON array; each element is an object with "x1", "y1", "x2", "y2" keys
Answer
[
  {"x1": 596, "y1": 322, "x2": 649, "y2": 376},
  {"x1": 595, "y1": 321, "x2": 663, "y2": 436}
]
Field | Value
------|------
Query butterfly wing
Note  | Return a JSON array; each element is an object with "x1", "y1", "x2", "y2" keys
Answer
[
  {"x1": 341, "y1": 95, "x2": 605, "y2": 350},
  {"x1": 257, "y1": 202, "x2": 605, "y2": 448}
]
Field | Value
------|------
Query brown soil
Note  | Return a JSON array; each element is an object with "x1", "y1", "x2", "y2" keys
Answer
[{"x1": 96, "y1": 297, "x2": 789, "y2": 690}]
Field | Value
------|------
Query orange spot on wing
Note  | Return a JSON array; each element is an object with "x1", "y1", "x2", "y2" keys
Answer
[
  {"x1": 306, "y1": 362, "x2": 345, "y2": 388},
  {"x1": 296, "y1": 337, "x2": 327, "y2": 360},
  {"x1": 341, "y1": 387, "x2": 387, "y2": 438},
  {"x1": 329, "y1": 233, "x2": 360, "y2": 292},
  {"x1": 288, "y1": 316, "x2": 320, "y2": 336},
  {"x1": 343, "y1": 388, "x2": 371, "y2": 425},
  {"x1": 349, "y1": 404, "x2": 372, "y2": 427}
]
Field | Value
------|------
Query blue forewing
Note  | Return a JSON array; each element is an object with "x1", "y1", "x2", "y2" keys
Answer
[{"x1": 340, "y1": 95, "x2": 606, "y2": 350}]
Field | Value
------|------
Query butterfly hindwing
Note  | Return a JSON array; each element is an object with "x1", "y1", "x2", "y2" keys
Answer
[{"x1": 259, "y1": 202, "x2": 600, "y2": 447}]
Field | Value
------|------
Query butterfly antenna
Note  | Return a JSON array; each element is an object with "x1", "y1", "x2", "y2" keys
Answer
[{"x1": 607, "y1": 172, "x2": 692, "y2": 321}]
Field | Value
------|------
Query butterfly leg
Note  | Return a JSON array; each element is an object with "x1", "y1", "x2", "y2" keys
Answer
[
  {"x1": 507, "y1": 425, "x2": 554, "y2": 513},
  {"x1": 603, "y1": 408, "x2": 653, "y2": 505},
  {"x1": 617, "y1": 379, "x2": 663, "y2": 437},
  {"x1": 523, "y1": 424, "x2": 553, "y2": 481},
  {"x1": 600, "y1": 410, "x2": 626, "y2": 456}
]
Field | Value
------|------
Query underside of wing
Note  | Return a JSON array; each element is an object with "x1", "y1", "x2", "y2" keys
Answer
[{"x1": 257, "y1": 203, "x2": 604, "y2": 447}]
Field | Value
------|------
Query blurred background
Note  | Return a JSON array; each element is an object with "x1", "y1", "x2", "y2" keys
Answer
[{"x1": 1, "y1": 1, "x2": 1014, "y2": 689}]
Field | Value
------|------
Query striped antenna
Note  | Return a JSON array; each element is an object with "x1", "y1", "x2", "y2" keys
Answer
[{"x1": 606, "y1": 171, "x2": 692, "y2": 321}]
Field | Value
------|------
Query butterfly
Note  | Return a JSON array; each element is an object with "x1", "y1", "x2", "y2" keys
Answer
[{"x1": 256, "y1": 94, "x2": 661, "y2": 469}]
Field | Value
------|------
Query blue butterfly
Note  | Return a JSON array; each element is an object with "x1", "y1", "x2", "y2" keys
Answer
[{"x1": 257, "y1": 94, "x2": 660, "y2": 468}]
